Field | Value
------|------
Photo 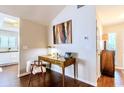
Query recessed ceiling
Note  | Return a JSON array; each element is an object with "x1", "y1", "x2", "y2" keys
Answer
[
  {"x1": 0, "y1": 5, "x2": 65, "y2": 25},
  {"x1": 96, "y1": 5, "x2": 124, "y2": 26}
]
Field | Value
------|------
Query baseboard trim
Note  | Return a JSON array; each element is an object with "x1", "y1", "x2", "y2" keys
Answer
[
  {"x1": 115, "y1": 66, "x2": 124, "y2": 70},
  {"x1": 18, "y1": 72, "x2": 30, "y2": 77},
  {"x1": 77, "y1": 77, "x2": 97, "y2": 86}
]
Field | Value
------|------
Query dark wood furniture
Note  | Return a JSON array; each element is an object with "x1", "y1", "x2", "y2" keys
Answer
[
  {"x1": 38, "y1": 55, "x2": 76, "y2": 87},
  {"x1": 100, "y1": 50, "x2": 115, "y2": 77}
]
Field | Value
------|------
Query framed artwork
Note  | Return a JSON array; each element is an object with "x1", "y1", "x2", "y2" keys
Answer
[{"x1": 53, "y1": 20, "x2": 72, "y2": 44}]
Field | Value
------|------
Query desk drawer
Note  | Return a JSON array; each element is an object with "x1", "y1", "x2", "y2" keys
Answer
[
  {"x1": 39, "y1": 57, "x2": 63, "y2": 66},
  {"x1": 64, "y1": 58, "x2": 75, "y2": 67}
]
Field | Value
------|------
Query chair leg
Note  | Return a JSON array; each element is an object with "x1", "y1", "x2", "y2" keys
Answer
[
  {"x1": 42, "y1": 72, "x2": 46, "y2": 86},
  {"x1": 28, "y1": 67, "x2": 33, "y2": 86},
  {"x1": 28, "y1": 73, "x2": 32, "y2": 86}
]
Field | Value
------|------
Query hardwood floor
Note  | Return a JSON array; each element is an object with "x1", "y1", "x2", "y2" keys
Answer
[
  {"x1": 1, "y1": 65, "x2": 124, "y2": 87},
  {"x1": 0, "y1": 65, "x2": 92, "y2": 87},
  {"x1": 97, "y1": 69, "x2": 124, "y2": 87}
]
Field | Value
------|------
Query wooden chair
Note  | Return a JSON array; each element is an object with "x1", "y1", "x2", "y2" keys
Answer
[{"x1": 28, "y1": 60, "x2": 46, "y2": 86}]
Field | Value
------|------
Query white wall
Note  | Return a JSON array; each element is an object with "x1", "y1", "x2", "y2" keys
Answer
[
  {"x1": 48, "y1": 6, "x2": 97, "y2": 86},
  {"x1": 20, "y1": 19, "x2": 48, "y2": 74}
]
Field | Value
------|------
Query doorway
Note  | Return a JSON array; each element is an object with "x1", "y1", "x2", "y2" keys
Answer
[
  {"x1": 96, "y1": 5, "x2": 124, "y2": 87},
  {"x1": 0, "y1": 12, "x2": 20, "y2": 77}
]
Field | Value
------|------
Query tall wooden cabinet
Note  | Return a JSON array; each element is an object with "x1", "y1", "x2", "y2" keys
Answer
[{"x1": 100, "y1": 50, "x2": 115, "y2": 77}]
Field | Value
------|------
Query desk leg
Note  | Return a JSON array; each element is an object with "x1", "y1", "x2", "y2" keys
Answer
[
  {"x1": 62, "y1": 67, "x2": 65, "y2": 87},
  {"x1": 49, "y1": 63, "x2": 51, "y2": 69},
  {"x1": 73, "y1": 62, "x2": 77, "y2": 84},
  {"x1": 74, "y1": 63, "x2": 76, "y2": 79}
]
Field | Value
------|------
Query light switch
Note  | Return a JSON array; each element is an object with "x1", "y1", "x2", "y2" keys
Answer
[{"x1": 84, "y1": 35, "x2": 88, "y2": 40}]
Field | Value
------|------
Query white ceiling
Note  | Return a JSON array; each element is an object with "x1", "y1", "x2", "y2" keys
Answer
[
  {"x1": 96, "y1": 5, "x2": 124, "y2": 26},
  {"x1": 0, "y1": 5, "x2": 65, "y2": 25}
]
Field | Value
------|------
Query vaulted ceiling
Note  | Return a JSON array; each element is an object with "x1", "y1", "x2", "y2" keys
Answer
[
  {"x1": 96, "y1": 5, "x2": 124, "y2": 26},
  {"x1": 0, "y1": 5, "x2": 65, "y2": 25}
]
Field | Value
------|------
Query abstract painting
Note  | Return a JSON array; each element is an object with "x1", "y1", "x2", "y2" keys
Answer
[{"x1": 53, "y1": 20, "x2": 72, "y2": 44}]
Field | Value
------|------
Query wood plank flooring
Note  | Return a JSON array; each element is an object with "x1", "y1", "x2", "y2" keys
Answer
[
  {"x1": 1, "y1": 65, "x2": 124, "y2": 87},
  {"x1": 0, "y1": 65, "x2": 92, "y2": 87},
  {"x1": 97, "y1": 69, "x2": 124, "y2": 87}
]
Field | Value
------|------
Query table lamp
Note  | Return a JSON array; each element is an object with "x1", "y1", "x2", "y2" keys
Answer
[
  {"x1": 102, "y1": 34, "x2": 108, "y2": 50},
  {"x1": 47, "y1": 45, "x2": 56, "y2": 56}
]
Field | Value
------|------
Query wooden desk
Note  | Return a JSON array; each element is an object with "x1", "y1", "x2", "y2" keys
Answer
[{"x1": 38, "y1": 55, "x2": 76, "y2": 86}]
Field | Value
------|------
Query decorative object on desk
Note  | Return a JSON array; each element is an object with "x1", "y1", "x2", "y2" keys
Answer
[
  {"x1": 53, "y1": 20, "x2": 72, "y2": 44},
  {"x1": 47, "y1": 46, "x2": 52, "y2": 56},
  {"x1": 64, "y1": 52, "x2": 72, "y2": 59},
  {"x1": 47, "y1": 45, "x2": 58, "y2": 57},
  {"x1": 56, "y1": 52, "x2": 60, "y2": 58},
  {"x1": 102, "y1": 34, "x2": 108, "y2": 50}
]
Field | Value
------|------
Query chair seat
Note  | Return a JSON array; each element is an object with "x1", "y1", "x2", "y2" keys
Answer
[
  {"x1": 32, "y1": 66, "x2": 46, "y2": 74},
  {"x1": 26, "y1": 60, "x2": 46, "y2": 73}
]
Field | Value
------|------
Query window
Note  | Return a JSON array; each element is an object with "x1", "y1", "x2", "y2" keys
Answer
[
  {"x1": 0, "y1": 30, "x2": 18, "y2": 51},
  {"x1": 107, "y1": 33, "x2": 116, "y2": 50},
  {"x1": 0, "y1": 36, "x2": 17, "y2": 49},
  {"x1": 0, "y1": 36, "x2": 8, "y2": 48},
  {"x1": 8, "y1": 37, "x2": 16, "y2": 48}
]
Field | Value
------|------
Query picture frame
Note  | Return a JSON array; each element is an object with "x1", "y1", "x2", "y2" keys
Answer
[{"x1": 53, "y1": 20, "x2": 72, "y2": 44}]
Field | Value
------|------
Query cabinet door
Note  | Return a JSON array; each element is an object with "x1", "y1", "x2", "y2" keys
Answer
[
  {"x1": 10, "y1": 52, "x2": 19, "y2": 62},
  {"x1": 0, "y1": 53, "x2": 10, "y2": 64},
  {"x1": 100, "y1": 50, "x2": 115, "y2": 77},
  {"x1": 0, "y1": 52, "x2": 19, "y2": 65}
]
